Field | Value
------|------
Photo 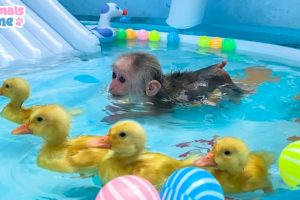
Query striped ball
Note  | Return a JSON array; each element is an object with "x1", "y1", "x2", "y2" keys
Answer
[
  {"x1": 96, "y1": 175, "x2": 160, "y2": 200},
  {"x1": 279, "y1": 140, "x2": 300, "y2": 187},
  {"x1": 161, "y1": 167, "x2": 224, "y2": 200}
]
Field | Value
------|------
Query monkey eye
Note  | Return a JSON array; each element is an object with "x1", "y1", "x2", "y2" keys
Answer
[
  {"x1": 112, "y1": 72, "x2": 117, "y2": 79},
  {"x1": 119, "y1": 76, "x2": 126, "y2": 83},
  {"x1": 224, "y1": 150, "x2": 232, "y2": 156}
]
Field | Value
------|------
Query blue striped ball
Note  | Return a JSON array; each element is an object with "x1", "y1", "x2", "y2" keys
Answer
[{"x1": 161, "y1": 167, "x2": 224, "y2": 200}]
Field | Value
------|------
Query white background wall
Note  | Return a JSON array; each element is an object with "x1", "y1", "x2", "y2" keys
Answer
[{"x1": 59, "y1": 0, "x2": 300, "y2": 29}]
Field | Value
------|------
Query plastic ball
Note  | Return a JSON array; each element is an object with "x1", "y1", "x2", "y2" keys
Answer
[
  {"x1": 148, "y1": 41, "x2": 160, "y2": 50},
  {"x1": 114, "y1": 40, "x2": 127, "y2": 47},
  {"x1": 99, "y1": 37, "x2": 115, "y2": 43},
  {"x1": 137, "y1": 29, "x2": 148, "y2": 41},
  {"x1": 167, "y1": 31, "x2": 180, "y2": 45},
  {"x1": 126, "y1": 40, "x2": 136, "y2": 48},
  {"x1": 116, "y1": 29, "x2": 126, "y2": 40},
  {"x1": 120, "y1": 16, "x2": 131, "y2": 23},
  {"x1": 96, "y1": 175, "x2": 160, "y2": 200},
  {"x1": 210, "y1": 37, "x2": 223, "y2": 49},
  {"x1": 197, "y1": 36, "x2": 211, "y2": 48},
  {"x1": 221, "y1": 38, "x2": 237, "y2": 52},
  {"x1": 161, "y1": 167, "x2": 224, "y2": 200},
  {"x1": 126, "y1": 29, "x2": 136, "y2": 40},
  {"x1": 279, "y1": 140, "x2": 300, "y2": 188},
  {"x1": 148, "y1": 30, "x2": 160, "y2": 42}
]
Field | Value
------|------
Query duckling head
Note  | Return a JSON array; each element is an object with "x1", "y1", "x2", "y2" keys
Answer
[
  {"x1": 88, "y1": 120, "x2": 146, "y2": 158},
  {"x1": 194, "y1": 137, "x2": 250, "y2": 174},
  {"x1": 12, "y1": 105, "x2": 70, "y2": 145},
  {"x1": 0, "y1": 78, "x2": 30, "y2": 104}
]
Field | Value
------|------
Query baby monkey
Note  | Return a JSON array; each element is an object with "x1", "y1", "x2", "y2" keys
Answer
[{"x1": 109, "y1": 52, "x2": 244, "y2": 105}]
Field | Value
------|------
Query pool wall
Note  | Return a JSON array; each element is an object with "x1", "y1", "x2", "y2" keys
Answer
[
  {"x1": 59, "y1": 0, "x2": 300, "y2": 29},
  {"x1": 173, "y1": 33, "x2": 300, "y2": 65},
  {"x1": 59, "y1": 0, "x2": 300, "y2": 47}
]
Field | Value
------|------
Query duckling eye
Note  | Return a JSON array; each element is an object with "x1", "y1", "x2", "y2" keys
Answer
[
  {"x1": 119, "y1": 132, "x2": 127, "y2": 138},
  {"x1": 36, "y1": 116, "x2": 44, "y2": 122},
  {"x1": 224, "y1": 150, "x2": 232, "y2": 156},
  {"x1": 5, "y1": 84, "x2": 9, "y2": 88}
]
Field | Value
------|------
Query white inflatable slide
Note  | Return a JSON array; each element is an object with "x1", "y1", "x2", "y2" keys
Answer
[
  {"x1": 0, "y1": 0, "x2": 100, "y2": 66},
  {"x1": 166, "y1": 0, "x2": 207, "y2": 29}
]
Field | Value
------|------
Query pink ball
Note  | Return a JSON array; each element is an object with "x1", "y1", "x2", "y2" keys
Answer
[
  {"x1": 96, "y1": 175, "x2": 160, "y2": 200},
  {"x1": 137, "y1": 29, "x2": 148, "y2": 41}
]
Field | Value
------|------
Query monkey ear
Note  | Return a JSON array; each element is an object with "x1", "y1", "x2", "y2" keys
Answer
[{"x1": 146, "y1": 80, "x2": 161, "y2": 97}]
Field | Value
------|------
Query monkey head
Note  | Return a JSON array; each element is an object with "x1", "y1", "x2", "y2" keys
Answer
[{"x1": 109, "y1": 52, "x2": 163, "y2": 97}]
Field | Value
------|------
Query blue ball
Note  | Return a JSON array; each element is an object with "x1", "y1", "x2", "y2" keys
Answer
[
  {"x1": 161, "y1": 167, "x2": 224, "y2": 200},
  {"x1": 99, "y1": 36, "x2": 115, "y2": 43},
  {"x1": 167, "y1": 32, "x2": 180, "y2": 45},
  {"x1": 120, "y1": 16, "x2": 131, "y2": 23}
]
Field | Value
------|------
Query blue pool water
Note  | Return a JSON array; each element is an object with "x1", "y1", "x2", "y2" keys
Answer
[{"x1": 0, "y1": 41, "x2": 300, "y2": 199}]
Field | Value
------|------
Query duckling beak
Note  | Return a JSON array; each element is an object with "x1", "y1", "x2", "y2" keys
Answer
[
  {"x1": 12, "y1": 123, "x2": 32, "y2": 135},
  {"x1": 87, "y1": 135, "x2": 111, "y2": 149},
  {"x1": 0, "y1": 87, "x2": 2, "y2": 95},
  {"x1": 193, "y1": 152, "x2": 218, "y2": 167}
]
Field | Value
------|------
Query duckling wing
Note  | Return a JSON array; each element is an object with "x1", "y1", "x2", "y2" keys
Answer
[
  {"x1": 20, "y1": 105, "x2": 42, "y2": 122},
  {"x1": 68, "y1": 148, "x2": 106, "y2": 168},
  {"x1": 242, "y1": 153, "x2": 273, "y2": 184},
  {"x1": 26, "y1": 105, "x2": 41, "y2": 113},
  {"x1": 67, "y1": 136, "x2": 107, "y2": 168},
  {"x1": 132, "y1": 153, "x2": 182, "y2": 187},
  {"x1": 252, "y1": 151, "x2": 275, "y2": 166}
]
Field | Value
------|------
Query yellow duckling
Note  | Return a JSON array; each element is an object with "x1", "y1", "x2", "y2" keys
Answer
[
  {"x1": 0, "y1": 77, "x2": 39, "y2": 124},
  {"x1": 194, "y1": 137, "x2": 274, "y2": 194},
  {"x1": 12, "y1": 104, "x2": 107, "y2": 176},
  {"x1": 87, "y1": 120, "x2": 196, "y2": 189},
  {"x1": 0, "y1": 77, "x2": 83, "y2": 124}
]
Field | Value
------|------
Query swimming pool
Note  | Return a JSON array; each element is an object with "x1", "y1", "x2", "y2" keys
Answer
[{"x1": 0, "y1": 38, "x2": 300, "y2": 199}]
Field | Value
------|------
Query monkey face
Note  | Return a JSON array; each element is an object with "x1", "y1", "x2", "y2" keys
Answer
[
  {"x1": 109, "y1": 53, "x2": 162, "y2": 97},
  {"x1": 109, "y1": 58, "x2": 135, "y2": 96},
  {"x1": 109, "y1": 70, "x2": 131, "y2": 96}
]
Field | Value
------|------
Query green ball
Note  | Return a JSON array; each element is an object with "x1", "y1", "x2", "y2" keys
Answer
[
  {"x1": 148, "y1": 41, "x2": 160, "y2": 49},
  {"x1": 279, "y1": 140, "x2": 300, "y2": 187},
  {"x1": 197, "y1": 36, "x2": 210, "y2": 48},
  {"x1": 116, "y1": 29, "x2": 126, "y2": 40},
  {"x1": 221, "y1": 38, "x2": 237, "y2": 52},
  {"x1": 149, "y1": 30, "x2": 160, "y2": 42}
]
